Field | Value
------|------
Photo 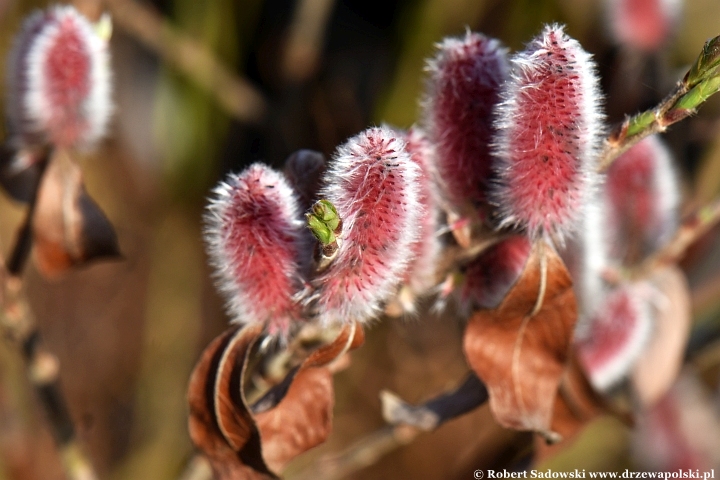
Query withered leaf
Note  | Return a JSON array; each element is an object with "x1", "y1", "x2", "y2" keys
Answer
[
  {"x1": 535, "y1": 354, "x2": 614, "y2": 461},
  {"x1": 31, "y1": 149, "x2": 120, "y2": 277},
  {"x1": 188, "y1": 322, "x2": 364, "y2": 478},
  {"x1": 463, "y1": 240, "x2": 578, "y2": 439},
  {"x1": 631, "y1": 266, "x2": 691, "y2": 408},
  {"x1": 188, "y1": 324, "x2": 275, "y2": 480}
]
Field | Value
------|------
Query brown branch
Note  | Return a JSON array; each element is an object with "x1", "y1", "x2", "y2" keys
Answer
[
  {"x1": 289, "y1": 424, "x2": 421, "y2": 480},
  {"x1": 631, "y1": 198, "x2": 720, "y2": 279},
  {"x1": 0, "y1": 275, "x2": 98, "y2": 480},
  {"x1": 0, "y1": 148, "x2": 98, "y2": 480},
  {"x1": 101, "y1": 0, "x2": 267, "y2": 124}
]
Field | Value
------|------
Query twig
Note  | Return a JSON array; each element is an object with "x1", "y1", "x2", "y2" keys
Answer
[
  {"x1": 291, "y1": 373, "x2": 489, "y2": 480},
  {"x1": 631, "y1": 198, "x2": 720, "y2": 279},
  {"x1": 598, "y1": 34, "x2": 720, "y2": 172},
  {"x1": 0, "y1": 149, "x2": 98, "y2": 479},
  {"x1": 290, "y1": 424, "x2": 422, "y2": 480},
  {"x1": 0, "y1": 275, "x2": 99, "y2": 480},
  {"x1": 281, "y1": 0, "x2": 336, "y2": 82},
  {"x1": 101, "y1": 0, "x2": 267, "y2": 124}
]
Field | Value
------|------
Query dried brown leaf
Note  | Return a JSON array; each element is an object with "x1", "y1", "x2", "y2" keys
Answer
[
  {"x1": 188, "y1": 323, "x2": 364, "y2": 478},
  {"x1": 31, "y1": 149, "x2": 120, "y2": 277},
  {"x1": 463, "y1": 240, "x2": 577, "y2": 439},
  {"x1": 632, "y1": 266, "x2": 691, "y2": 408},
  {"x1": 188, "y1": 324, "x2": 275, "y2": 480},
  {"x1": 255, "y1": 367, "x2": 333, "y2": 472}
]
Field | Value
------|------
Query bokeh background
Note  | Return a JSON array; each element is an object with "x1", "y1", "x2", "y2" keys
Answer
[{"x1": 0, "y1": 0, "x2": 718, "y2": 478}]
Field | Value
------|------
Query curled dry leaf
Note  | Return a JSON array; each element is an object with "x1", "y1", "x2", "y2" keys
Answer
[
  {"x1": 187, "y1": 322, "x2": 364, "y2": 479},
  {"x1": 31, "y1": 148, "x2": 120, "y2": 277},
  {"x1": 463, "y1": 241, "x2": 578, "y2": 439},
  {"x1": 536, "y1": 354, "x2": 612, "y2": 462},
  {"x1": 631, "y1": 266, "x2": 691, "y2": 408},
  {"x1": 187, "y1": 324, "x2": 273, "y2": 480}
]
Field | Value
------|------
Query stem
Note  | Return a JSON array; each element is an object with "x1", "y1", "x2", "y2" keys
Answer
[
  {"x1": 0, "y1": 147, "x2": 98, "y2": 479},
  {"x1": 631, "y1": 198, "x2": 720, "y2": 279},
  {"x1": 0, "y1": 276, "x2": 99, "y2": 480},
  {"x1": 289, "y1": 425, "x2": 421, "y2": 480},
  {"x1": 598, "y1": 34, "x2": 720, "y2": 172}
]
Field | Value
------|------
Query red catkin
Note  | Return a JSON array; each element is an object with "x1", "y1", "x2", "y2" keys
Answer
[
  {"x1": 493, "y1": 24, "x2": 603, "y2": 243},
  {"x1": 313, "y1": 127, "x2": 421, "y2": 325},
  {"x1": 204, "y1": 164, "x2": 306, "y2": 337},
  {"x1": 6, "y1": 6, "x2": 113, "y2": 150},
  {"x1": 424, "y1": 31, "x2": 509, "y2": 212}
]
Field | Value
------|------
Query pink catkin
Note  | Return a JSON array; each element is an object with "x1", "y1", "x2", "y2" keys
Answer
[
  {"x1": 402, "y1": 127, "x2": 441, "y2": 295},
  {"x1": 605, "y1": 135, "x2": 679, "y2": 264},
  {"x1": 576, "y1": 284, "x2": 653, "y2": 391},
  {"x1": 6, "y1": 6, "x2": 112, "y2": 149},
  {"x1": 460, "y1": 235, "x2": 532, "y2": 310},
  {"x1": 424, "y1": 31, "x2": 509, "y2": 211},
  {"x1": 204, "y1": 164, "x2": 305, "y2": 337},
  {"x1": 493, "y1": 24, "x2": 603, "y2": 243},
  {"x1": 607, "y1": 0, "x2": 681, "y2": 52},
  {"x1": 313, "y1": 127, "x2": 421, "y2": 325}
]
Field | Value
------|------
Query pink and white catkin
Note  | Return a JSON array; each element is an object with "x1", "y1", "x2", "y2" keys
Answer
[
  {"x1": 402, "y1": 128, "x2": 441, "y2": 296},
  {"x1": 606, "y1": 0, "x2": 682, "y2": 52},
  {"x1": 576, "y1": 283, "x2": 653, "y2": 391},
  {"x1": 493, "y1": 24, "x2": 603, "y2": 243},
  {"x1": 423, "y1": 31, "x2": 509, "y2": 212},
  {"x1": 605, "y1": 135, "x2": 679, "y2": 265},
  {"x1": 204, "y1": 164, "x2": 306, "y2": 337},
  {"x1": 460, "y1": 235, "x2": 532, "y2": 311},
  {"x1": 6, "y1": 5, "x2": 112, "y2": 150},
  {"x1": 313, "y1": 127, "x2": 421, "y2": 325}
]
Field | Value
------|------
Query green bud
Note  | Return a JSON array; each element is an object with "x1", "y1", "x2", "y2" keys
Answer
[
  {"x1": 307, "y1": 199, "x2": 342, "y2": 246},
  {"x1": 686, "y1": 35, "x2": 720, "y2": 87},
  {"x1": 307, "y1": 213, "x2": 336, "y2": 245},
  {"x1": 312, "y1": 199, "x2": 341, "y2": 234}
]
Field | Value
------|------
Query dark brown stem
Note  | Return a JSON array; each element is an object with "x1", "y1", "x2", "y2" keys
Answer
[{"x1": 0, "y1": 276, "x2": 98, "y2": 480}]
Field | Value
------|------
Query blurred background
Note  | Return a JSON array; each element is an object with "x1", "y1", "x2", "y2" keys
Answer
[{"x1": 0, "y1": 0, "x2": 718, "y2": 478}]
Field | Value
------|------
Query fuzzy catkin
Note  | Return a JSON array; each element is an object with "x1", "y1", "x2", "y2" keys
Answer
[
  {"x1": 605, "y1": 135, "x2": 679, "y2": 265},
  {"x1": 312, "y1": 127, "x2": 422, "y2": 325},
  {"x1": 493, "y1": 24, "x2": 603, "y2": 244},
  {"x1": 576, "y1": 284, "x2": 653, "y2": 391},
  {"x1": 424, "y1": 31, "x2": 509, "y2": 212},
  {"x1": 6, "y1": 6, "x2": 112, "y2": 149},
  {"x1": 204, "y1": 164, "x2": 306, "y2": 337}
]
